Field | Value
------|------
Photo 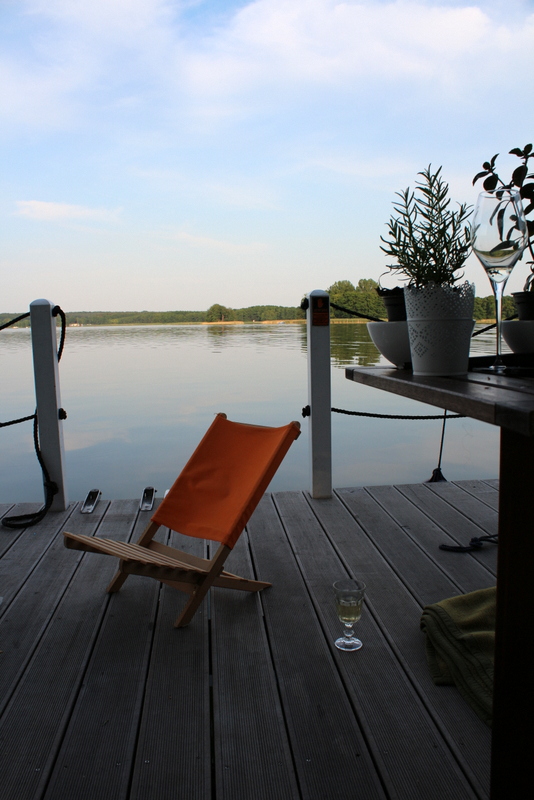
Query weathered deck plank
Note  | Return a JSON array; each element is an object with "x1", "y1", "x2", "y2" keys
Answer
[
  {"x1": 211, "y1": 533, "x2": 300, "y2": 800},
  {"x1": 129, "y1": 528, "x2": 211, "y2": 800},
  {"x1": 0, "y1": 483, "x2": 497, "y2": 800},
  {"x1": 452, "y1": 480, "x2": 499, "y2": 511}
]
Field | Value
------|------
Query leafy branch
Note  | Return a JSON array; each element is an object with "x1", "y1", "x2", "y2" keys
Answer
[
  {"x1": 380, "y1": 166, "x2": 472, "y2": 288},
  {"x1": 473, "y1": 144, "x2": 534, "y2": 286}
]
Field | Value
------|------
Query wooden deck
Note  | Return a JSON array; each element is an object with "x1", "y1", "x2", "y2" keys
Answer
[{"x1": 0, "y1": 480, "x2": 498, "y2": 800}]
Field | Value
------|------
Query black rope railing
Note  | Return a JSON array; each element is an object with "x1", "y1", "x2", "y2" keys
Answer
[
  {"x1": 329, "y1": 407, "x2": 465, "y2": 421},
  {"x1": 0, "y1": 413, "x2": 36, "y2": 429},
  {"x1": 302, "y1": 405, "x2": 465, "y2": 421},
  {"x1": 471, "y1": 313, "x2": 517, "y2": 337},
  {"x1": 0, "y1": 311, "x2": 30, "y2": 331},
  {"x1": 1, "y1": 306, "x2": 67, "y2": 529},
  {"x1": 329, "y1": 301, "x2": 385, "y2": 322}
]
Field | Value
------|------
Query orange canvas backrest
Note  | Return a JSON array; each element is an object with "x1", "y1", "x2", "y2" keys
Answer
[{"x1": 151, "y1": 414, "x2": 301, "y2": 548}]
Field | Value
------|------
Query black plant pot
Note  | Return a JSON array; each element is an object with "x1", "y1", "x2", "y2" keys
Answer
[
  {"x1": 376, "y1": 287, "x2": 407, "y2": 321},
  {"x1": 512, "y1": 292, "x2": 534, "y2": 321}
]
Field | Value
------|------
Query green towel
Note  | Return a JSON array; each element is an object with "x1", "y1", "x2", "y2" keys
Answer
[{"x1": 420, "y1": 586, "x2": 495, "y2": 726}]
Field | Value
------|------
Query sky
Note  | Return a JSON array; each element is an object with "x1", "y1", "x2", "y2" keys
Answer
[{"x1": 1, "y1": 0, "x2": 534, "y2": 312}]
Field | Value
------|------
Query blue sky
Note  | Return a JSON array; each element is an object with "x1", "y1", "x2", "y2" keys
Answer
[{"x1": 1, "y1": 0, "x2": 534, "y2": 311}]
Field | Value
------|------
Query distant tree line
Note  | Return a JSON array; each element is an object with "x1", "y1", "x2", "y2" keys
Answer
[
  {"x1": 327, "y1": 279, "x2": 386, "y2": 319},
  {"x1": 0, "y1": 305, "x2": 305, "y2": 328},
  {"x1": 0, "y1": 285, "x2": 517, "y2": 328}
]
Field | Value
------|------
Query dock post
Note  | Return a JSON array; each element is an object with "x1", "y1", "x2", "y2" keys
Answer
[
  {"x1": 306, "y1": 289, "x2": 332, "y2": 498},
  {"x1": 30, "y1": 299, "x2": 68, "y2": 511}
]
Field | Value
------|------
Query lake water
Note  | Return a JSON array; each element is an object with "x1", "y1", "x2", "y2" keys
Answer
[{"x1": 1, "y1": 322, "x2": 503, "y2": 504}]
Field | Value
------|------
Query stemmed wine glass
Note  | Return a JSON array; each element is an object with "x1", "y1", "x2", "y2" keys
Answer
[
  {"x1": 472, "y1": 191, "x2": 528, "y2": 372},
  {"x1": 333, "y1": 579, "x2": 366, "y2": 651}
]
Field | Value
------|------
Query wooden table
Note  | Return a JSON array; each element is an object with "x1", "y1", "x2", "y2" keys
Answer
[{"x1": 346, "y1": 364, "x2": 534, "y2": 800}]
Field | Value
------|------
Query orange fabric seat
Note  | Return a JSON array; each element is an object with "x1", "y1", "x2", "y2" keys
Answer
[
  {"x1": 63, "y1": 414, "x2": 300, "y2": 627},
  {"x1": 152, "y1": 413, "x2": 301, "y2": 548}
]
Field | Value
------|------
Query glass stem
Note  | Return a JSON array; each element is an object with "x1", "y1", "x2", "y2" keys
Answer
[
  {"x1": 344, "y1": 623, "x2": 354, "y2": 640},
  {"x1": 492, "y1": 278, "x2": 508, "y2": 367}
]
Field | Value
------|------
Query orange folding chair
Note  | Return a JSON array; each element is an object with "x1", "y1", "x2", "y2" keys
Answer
[{"x1": 63, "y1": 414, "x2": 300, "y2": 627}]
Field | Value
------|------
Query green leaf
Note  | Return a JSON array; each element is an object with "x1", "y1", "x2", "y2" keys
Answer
[
  {"x1": 490, "y1": 154, "x2": 499, "y2": 167},
  {"x1": 524, "y1": 144, "x2": 533, "y2": 155},
  {"x1": 489, "y1": 240, "x2": 516, "y2": 254},
  {"x1": 520, "y1": 182, "x2": 534, "y2": 199},
  {"x1": 523, "y1": 202, "x2": 534, "y2": 216},
  {"x1": 512, "y1": 165, "x2": 528, "y2": 187},
  {"x1": 483, "y1": 162, "x2": 491, "y2": 170},
  {"x1": 483, "y1": 174, "x2": 499, "y2": 191},
  {"x1": 473, "y1": 170, "x2": 490, "y2": 185},
  {"x1": 510, "y1": 148, "x2": 524, "y2": 157}
]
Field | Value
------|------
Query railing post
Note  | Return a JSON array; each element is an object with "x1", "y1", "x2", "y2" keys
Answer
[
  {"x1": 306, "y1": 289, "x2": 332, "y2": 498},
  {"x1": 30, "y1": 299, "x2": 68, "y2": 511}
]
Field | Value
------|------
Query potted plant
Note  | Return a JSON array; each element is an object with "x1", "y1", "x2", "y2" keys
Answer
[
  {"x1": 375, "y1": 285, "x2": 406, "y2": 321},
  {"x1": 473, "y1": 144, "x2": 534, "y2": 321},
  {"x1": 379, "y1": 165, "x2": 474, "y2": 375},
  {"x1": 367, "y1": 284, "x2": 411, "y2": 367}
]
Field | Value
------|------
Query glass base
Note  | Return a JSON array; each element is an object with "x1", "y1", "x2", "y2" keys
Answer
[
  {"x1": 335, "y1": 636, "x2": 363, "y2": 651},
  {"x1": 472, "y1": 363, "x2": 510, "y2": 375}
]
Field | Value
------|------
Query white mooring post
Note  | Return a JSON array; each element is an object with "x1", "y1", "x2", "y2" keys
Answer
[
  {"x1": 30, "y1": 299, "x2": 68, "y2": 511},
  {"x1": 306, "y1": 289, "x2": 332, "y2": 498}
]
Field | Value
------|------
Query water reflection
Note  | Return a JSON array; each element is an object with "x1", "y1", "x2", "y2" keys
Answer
[{"x1": 330, "y1": 323, "x2": 381, "y2": 367}]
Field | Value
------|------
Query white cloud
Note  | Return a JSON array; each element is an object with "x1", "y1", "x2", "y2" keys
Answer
[
  {"x1": 181, "y1": 1, "x2": 534, "y2": 97},
  {"x1": 172, "y1": 229, "x2": 267, "y2": 254},
  {"x1": 3, "y1": 1, "x2": 534, "y2": 133},
  {"x1": 15, "y1": 201, "x2": 122, "y2": 221}
]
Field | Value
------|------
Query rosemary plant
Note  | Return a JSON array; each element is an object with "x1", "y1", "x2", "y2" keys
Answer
[{"x1": 380, "y1": 166, "x2": 472, "y2": 288}]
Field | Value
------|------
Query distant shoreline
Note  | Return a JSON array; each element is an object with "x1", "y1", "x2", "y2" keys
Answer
[{"x1": 3, "y1": 317, "x2": 500, "y2": 329}]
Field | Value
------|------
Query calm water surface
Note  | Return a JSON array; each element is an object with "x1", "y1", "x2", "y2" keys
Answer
[{"x1": 1, "y1": 322, "x2": 502, "y2": 503}]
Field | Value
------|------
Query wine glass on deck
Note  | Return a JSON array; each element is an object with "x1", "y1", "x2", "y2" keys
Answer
[
  {"x1": 472, "y1": 191, "x2": 528, "y2": 372},
  {"x1": 333, "y1": 579, "x2": 366, "y2": 651}
]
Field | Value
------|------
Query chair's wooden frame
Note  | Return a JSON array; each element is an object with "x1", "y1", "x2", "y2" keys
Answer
[{"x1": 64, "y1": 520, "x2": 270, "y2": 627}]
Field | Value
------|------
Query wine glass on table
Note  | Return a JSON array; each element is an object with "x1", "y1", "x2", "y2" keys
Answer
[
  {"x1": 333, "y1": 579, "x2": 366, "y2": 651},
  {"x1": 472, "y1": 191, "x2": 528, "y2": 372}
]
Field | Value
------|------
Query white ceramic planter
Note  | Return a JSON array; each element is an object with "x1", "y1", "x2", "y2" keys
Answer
[
  {"x1": 367, "y1": 321, "x2": 411, "y2": 367},
  {"x1": 502, "y1": 320, "x2": 534, "y2": 353},
  {"x1": 404, "y1": 282, "x2": 475, "y2": 376}
]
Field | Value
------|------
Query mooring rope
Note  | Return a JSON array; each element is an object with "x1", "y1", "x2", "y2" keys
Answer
[
  {"x1": 328, "y1": 301, "x2": 385, "y2": 322},
  {"x1": 1, "y1": 306, "x2": 67, "y2": 529},
  {"x1": 0, "y1": 311, "x2": 31, "y2": 331},
  {"x1": 329, "y1": 407, "x2": 465, "y2": 421},
  {"x1": 302, "y1": 405, "x2": 465, "y2": 421}
]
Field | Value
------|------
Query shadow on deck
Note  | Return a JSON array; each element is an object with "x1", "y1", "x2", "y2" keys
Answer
[{"x1": 0, "y1": 480, "x2": 498, "y2": 800}]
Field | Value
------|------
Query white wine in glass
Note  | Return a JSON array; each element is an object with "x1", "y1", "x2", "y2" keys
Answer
[
  {"x1": 333, "y1": 579, "x2": 366, "y2": 651},
  {"x1": 472, "y1": 191, "x2": 528, "y2": 372}
]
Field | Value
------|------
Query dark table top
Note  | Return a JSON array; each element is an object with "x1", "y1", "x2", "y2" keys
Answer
[{"x1": 345, "y1": 362, "x2": 534, "y2": 436}]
